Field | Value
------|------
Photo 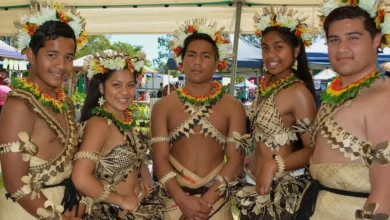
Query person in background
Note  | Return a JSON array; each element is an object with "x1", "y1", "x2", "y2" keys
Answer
[
  {"x1": 157, "y1": 82, "x2": 163, "y2": 98},
  {"x1": 0, "y1": 68, "x2": 7, "y2": 85},
  {"x1": 0, "y1": 83, "x2": 11, "y2": 113}
]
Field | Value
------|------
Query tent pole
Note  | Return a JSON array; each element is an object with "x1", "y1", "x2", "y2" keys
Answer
[
  {"x1": 168, "y1": 70, "x2": 171, "y2": 95},
  {"x1": 229, "y1": 0, "x2": 243, "y2": 96}
]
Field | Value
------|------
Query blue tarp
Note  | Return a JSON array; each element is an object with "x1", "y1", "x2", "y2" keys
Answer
[{"x1": 0, "y1": 40, "x2": 27, "y2": 60}]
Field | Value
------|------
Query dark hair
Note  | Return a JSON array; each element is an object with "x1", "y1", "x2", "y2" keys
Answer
[
  {"x1": 324, "y1": 6, "x2": 380, "y2": 39},
  {"x1": 181, "y1": 33, "x2": 219, "y2": 60},
  {"x1": 29, "y1": 20, "x2": 76, "y2": 56},
  {"x1": 261, "y1": 27, "x2": 316, "y2": 98},
  {"x1": 79, "y1": 66, "x2": 138, "y2": 122},
  {"x1": 0, "y1": 68, "x2": 7, "y2": 73}
]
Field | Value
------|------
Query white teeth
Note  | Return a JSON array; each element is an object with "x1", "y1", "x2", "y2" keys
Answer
[{"x1": 269, "y1": 62, "x2": 279, "y2": 66}]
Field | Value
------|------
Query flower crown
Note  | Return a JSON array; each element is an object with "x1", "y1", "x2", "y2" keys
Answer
[
  {"x1": 253, "y1": 6, "x2": 314, "y2": 47},
  {"x1": 320, "y1": 0, "x2": 390, "y2": 48},
  {"x1": 84, "y1": 51, "x2": 146, "y2": 79},
  {"x1": 170, "y1": 18, "x2": 233, "y2": 72},
  {"x1": 14, "y1": 1, "x2": 87, "y2": 54}
]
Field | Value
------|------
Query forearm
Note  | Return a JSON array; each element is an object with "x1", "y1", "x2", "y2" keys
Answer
[
  {"x1": 73, "y1": 175, "x2": 122, "y2": 206},
  {"x1": 140, "y1": 163, "x2": 152, "y2": 182},
  {"x1": 202, "y1": 156, "x2": 243, "y2": 205},
  {"x1": 281, "y1": 147, "x2": 313, "y2": 171},
  {"x1": 153, "y1": 158, "x2": 186, "y2": 202}
]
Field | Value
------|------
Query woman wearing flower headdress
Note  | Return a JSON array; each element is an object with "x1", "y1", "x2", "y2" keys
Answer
[
  {"x1": 237, "y1": 6, "x2": 317, "y2": 220},
  {"x1": 0, "y1": 2, "x2": 87, "y2": 220},
  {"x1": 151, "y1": 18, "x2": 250, "y2": 220},
  {"x1": 71, "y1": 52, "x2": 164, "y2": 220},
  {"x1": 295, "y1": 0, "x2": 390, "y2": 219}
]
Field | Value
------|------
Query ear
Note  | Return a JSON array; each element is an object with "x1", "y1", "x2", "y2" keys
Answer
[
  {"x1": 293, "y1": 46, "x2": 300, "y2": 58},
  {"x1": 99, "y1": 83, "x2": 104, "y2": 95},
  {"x1": 373, "y1": 32, "x2": 382, "y2": 50},
  {"x1": 26, "y1": 48, "x2": 35, "y2": 65}
]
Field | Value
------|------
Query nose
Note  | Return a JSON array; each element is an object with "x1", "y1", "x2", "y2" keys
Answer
[
  {"x1": 337, "y1": 39, "x2": 350, "y2": 52},
  {"x1": 120, "y1": 86, "x2": 131, "y2": 95},
  {"x1": 55, "y1": 57, "x2": 66, "y2": 69},
  {"x1": 193, "y1": 54, "x2": 202, "y2": 65}
]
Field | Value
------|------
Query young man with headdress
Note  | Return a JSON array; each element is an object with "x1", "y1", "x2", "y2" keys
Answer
[
  {"x1": 236, "y1": 6, "x2": 317, "y2": 220},
  {"x1": 295, "y1": 1, "x2": 390, "y2": 219},
  {"x1": 0, "y1": 2, "x2": 88, "y2": 219},
  {"x1": 151, "y1": 18, "x2": 250, "y2": 220}
]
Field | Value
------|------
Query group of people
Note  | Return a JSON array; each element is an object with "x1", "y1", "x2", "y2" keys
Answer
[{"x1": 0, "y1": 1, "x2": 390, "y2": 220}]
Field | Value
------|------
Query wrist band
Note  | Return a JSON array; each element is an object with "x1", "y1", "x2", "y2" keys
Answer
[
  {"x1": 273, "y1": 155, "x2": 285, "y2": 173},
  {"x1": 94, "y1": 184, "x2": 112, "y2": 203}
]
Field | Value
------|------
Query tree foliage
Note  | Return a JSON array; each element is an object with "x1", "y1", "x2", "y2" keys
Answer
[{"x1": 153, "y1": 35, "x2": 180, "y2": 78}]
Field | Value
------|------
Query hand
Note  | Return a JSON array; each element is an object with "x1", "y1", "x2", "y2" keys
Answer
[
  {"x1": 119, "y1": 194, "x2": 139, "y2": 212},
  {"x1": 176, "y1": 194, "x2": 211, "y2": 219},
  {"x1": 139, "y1": 177, "x2": 154, "y2": 197},
  {"x1": 256, "y1": 159, "x2": 277, "y2": 195},
  {"x1": 62, "y1": 204, "x2": 86, "y2": 218}
]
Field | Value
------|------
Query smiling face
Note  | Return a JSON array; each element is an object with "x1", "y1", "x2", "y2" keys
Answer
[
  {"x1": 182, "y1": 39, "x2": 218, "y2": 84},
  {"x1": 26, "y1": 37, "x2": 75, "y2": 92},
  {"x1": 327, "y1": 18, "x2": 380, "y2": 77},
  {"x1": 261, "y1": 30, "x2": 299, "y2": 77},
  {"x1": 100, "y1": 69, "x2": 136, "y2": 117}
]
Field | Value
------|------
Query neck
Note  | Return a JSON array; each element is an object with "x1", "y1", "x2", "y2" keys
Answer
[
  {"x1": 27, "y1": 73, "x2": 57, "y2": 97},
  {"x1": 184, "y1": 80, "x2": 214, "y2": 97},
  {"x1": 101, "y1": 104, "x2": 126, "y2": 121},
  {"x1": 339, "y1": 64, "x2": 378, "y2": 87}
]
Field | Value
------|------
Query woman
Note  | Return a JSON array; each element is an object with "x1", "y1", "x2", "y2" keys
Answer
[
  {"x1": 72, "y1": 52, "x2": 163, "y2": 219},
  {"x1": 237, "y1": 6, "x2": 317, "y2": 220}
]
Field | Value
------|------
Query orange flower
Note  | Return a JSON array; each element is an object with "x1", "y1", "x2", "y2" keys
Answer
[{"x1": 187, "y1": 25, "x2": 195, "y2": 33}]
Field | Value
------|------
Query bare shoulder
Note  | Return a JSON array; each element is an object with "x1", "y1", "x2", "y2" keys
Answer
[
  {"x1": 362, "y1": 77, "x2": 390, "y2": 109},
  {"x1": 289, "y1": 82, "x2": 313, "y2": 100},
  {"x1": 0, "y1": 96, "x2": 34, "y2": 122},
  {"x1": 220, "y1": 94, "x2": 246, "y2": 113},
  {"x1": 152, "y1": 92, "x2": 180, "y2": 115},
  {"x1": 83, "y1": 116, "x2": 110, "y2": 135}
]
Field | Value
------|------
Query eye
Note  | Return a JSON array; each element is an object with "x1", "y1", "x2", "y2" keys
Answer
[
  {"x1": 328, "y1": 38, "x2": 339, "y2": 44},
  {"x1": 349, "y1": 36, "x2": 359, "y2": 41},
  {"x1": 65, "y1": 55, "x2": 74, "y2": 60},
  {"x1": 261, "y1": 46, "x2": 269, "y2": 51},
  {"x1": 113, "y1": 83, "x2": 120, "y2": 87},
  {"x1": 202, "y1": 54, "x2": 211, "y2": 59},
  {"x1": 128, "y1": 84, "x2": 135, "y2": 88},
  {"x1": 48, "y1": 53, "x2": 56, "y2": 58},
  {"x1": 186, "y1": 53, "x2": 195, "y2": 58},
  {"x1": 275, "y1": 45, "x2": 283, "y2": 50}
]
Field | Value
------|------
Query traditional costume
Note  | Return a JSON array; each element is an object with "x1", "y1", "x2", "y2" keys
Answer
[
  {"x1": 76, "y1": 52, "x2": 164, "y2": 220},
  {"x1": 235, "y1": 7, "x2": 314, "y2": 220},
  {"x1": 295, "y1": 2, "x2": 390, "y2": 219},
  {"x1": 0, "y1": 2, "x2": 87, "y2": 219},
  {"x1": 150, "y1": 18, "x2": 250, "y2": 220}
]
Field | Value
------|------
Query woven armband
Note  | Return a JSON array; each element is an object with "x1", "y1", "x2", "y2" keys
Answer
[
  {"x1": 149, "y1": 136, "x2": 170, "y2": 146},
  {"x1": 362, "y1": 141, "x2": 390, "y2": 168},
  {"x1": 225, "y1": 132, "x2": 251, "y2": 153},
  {"x1": 73, "y1": 151, "x2": 99, "y2": 165},
  {"x1": 0, "y1": 132, "x2": 38, "y2": 162},
  {"x1": 5, "y1": 175, "x2": 38, "y2": 202},
  {"x1": 158, "y1": 171, "x2": 177, "y2": 187},
  {"x1": 37, "y1": 200, "x2": 64, "y2": 220},
  {"x1": 292, "y1": 118, "x2": 313, "y2": 135}
]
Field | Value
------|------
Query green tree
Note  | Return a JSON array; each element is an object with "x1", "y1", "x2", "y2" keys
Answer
[
  {"x1": 235, "y1": 76, "x2": 246, "y2": 83},
  {"x1": 153, "y1": 35, "x2": 180, "y2": 78},
  {"x1": 241, "y1": 34, "x2": 259, "y2": 45},
  {"x1": 75, "y1": 35, "x2": 112, "y2": 59}
]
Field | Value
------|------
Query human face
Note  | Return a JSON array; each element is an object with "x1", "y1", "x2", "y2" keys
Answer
[
  {"x1": 100, "y1": 69, "x2": 136, "y2": 117},
  {"x1": 0, "y1": 71, "x2": 6, "y2": 79},
  {"x1": 327, "y1": 18, "x2": 380, "y2": 77},
  {"x1": 261, "y1": 30, "x2": 298, "y2": 77},
  {"x1": 182, "y1": 40, "x2": 218, "y2": 84},
  {"x1": 27, "y1": 37, "x2": 75, "y2": 92}
]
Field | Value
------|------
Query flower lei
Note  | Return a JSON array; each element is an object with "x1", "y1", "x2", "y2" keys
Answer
[
  {"x1": 176, "y1": 81, "x2": 225, "y2": 106},
  {"x1": 14, "y1": 1, "x2": 87, "y2": 54},
  {"x1": 259, "y1": 73, "x2": 297, "y2": 98},
  {"x1": 170, "y1": 18, "x2": 232, "y2": 72},
  {"x1": 91, "y1": 107, "x2": 134, "y2": 132},
  {"x1": 321, "y1": 71, "x2": 380, "y2": 105},
  {"x1": 320, "y1": 0, "x2": 390, "y2": 48},
  {"x1": 12, "y1": 78, "x2": 69, "y2": 113},
  {"x1": 85, "y1": 51, "x2": 146, "y2": 79},
  {"x1": 254, "y1": 6, "x2": 313, "y2": 47}
]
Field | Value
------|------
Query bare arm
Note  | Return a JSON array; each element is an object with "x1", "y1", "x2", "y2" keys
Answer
[
  {"x1": 0, "y1": 97, "x2": 50, "y2": 217},
  {"x1": 72, "y1": 118, "x2": 129, "y2": 207},
  {"x1": 364, "y1": 94, "x2": 390, "y2": 214},
  {"x1": 151, "y1": 100, "x2": 186, "y2": 202},
  {"x1": 201, "y1": 98, "x2": 246, "y2": 205},
  {"x1": 279, "y1": 85, "x2": 316, "y2": 171}
]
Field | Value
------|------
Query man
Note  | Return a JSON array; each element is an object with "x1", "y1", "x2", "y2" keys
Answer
[
  {"x1": 157, "y1": 82, "x2": 163, "y2": 98},
  {"x1": 0, "y1": 3, "x2": 87, "y2": 220},
  {"x1": 151, "y1": 19, "x2": 248, "y2": 220},
  {"x1": 296, "y1": 2, "x2": 390, "y2": 219}
]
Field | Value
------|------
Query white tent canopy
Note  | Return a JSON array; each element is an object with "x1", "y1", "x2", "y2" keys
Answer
[
  {"x1": 1, "y1": 0, "x2": 324, "y2": 36},
  {"x1": 235, "y1": 79, "x2": 257, "y2": 88},
  {"x1": 313, "y1": 68, "x2": 337, "y2": 80}
]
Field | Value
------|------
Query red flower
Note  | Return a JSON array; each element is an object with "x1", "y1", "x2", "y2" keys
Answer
[
  {"x1": 188, "y1": 26, "x2": 195, "y2": 33},
  {"x1": 174, "y1": 47, "x2": 182, "y2": 54},
  {"x1": 218, "y1": 61, "x2": 227, "y2": 70},
  {"x1": 255, "y1": 30, "x2": 262, "y2": 38},
  {"x1": 178, "y1": 64, "x2": 183, "y2": 71}
]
